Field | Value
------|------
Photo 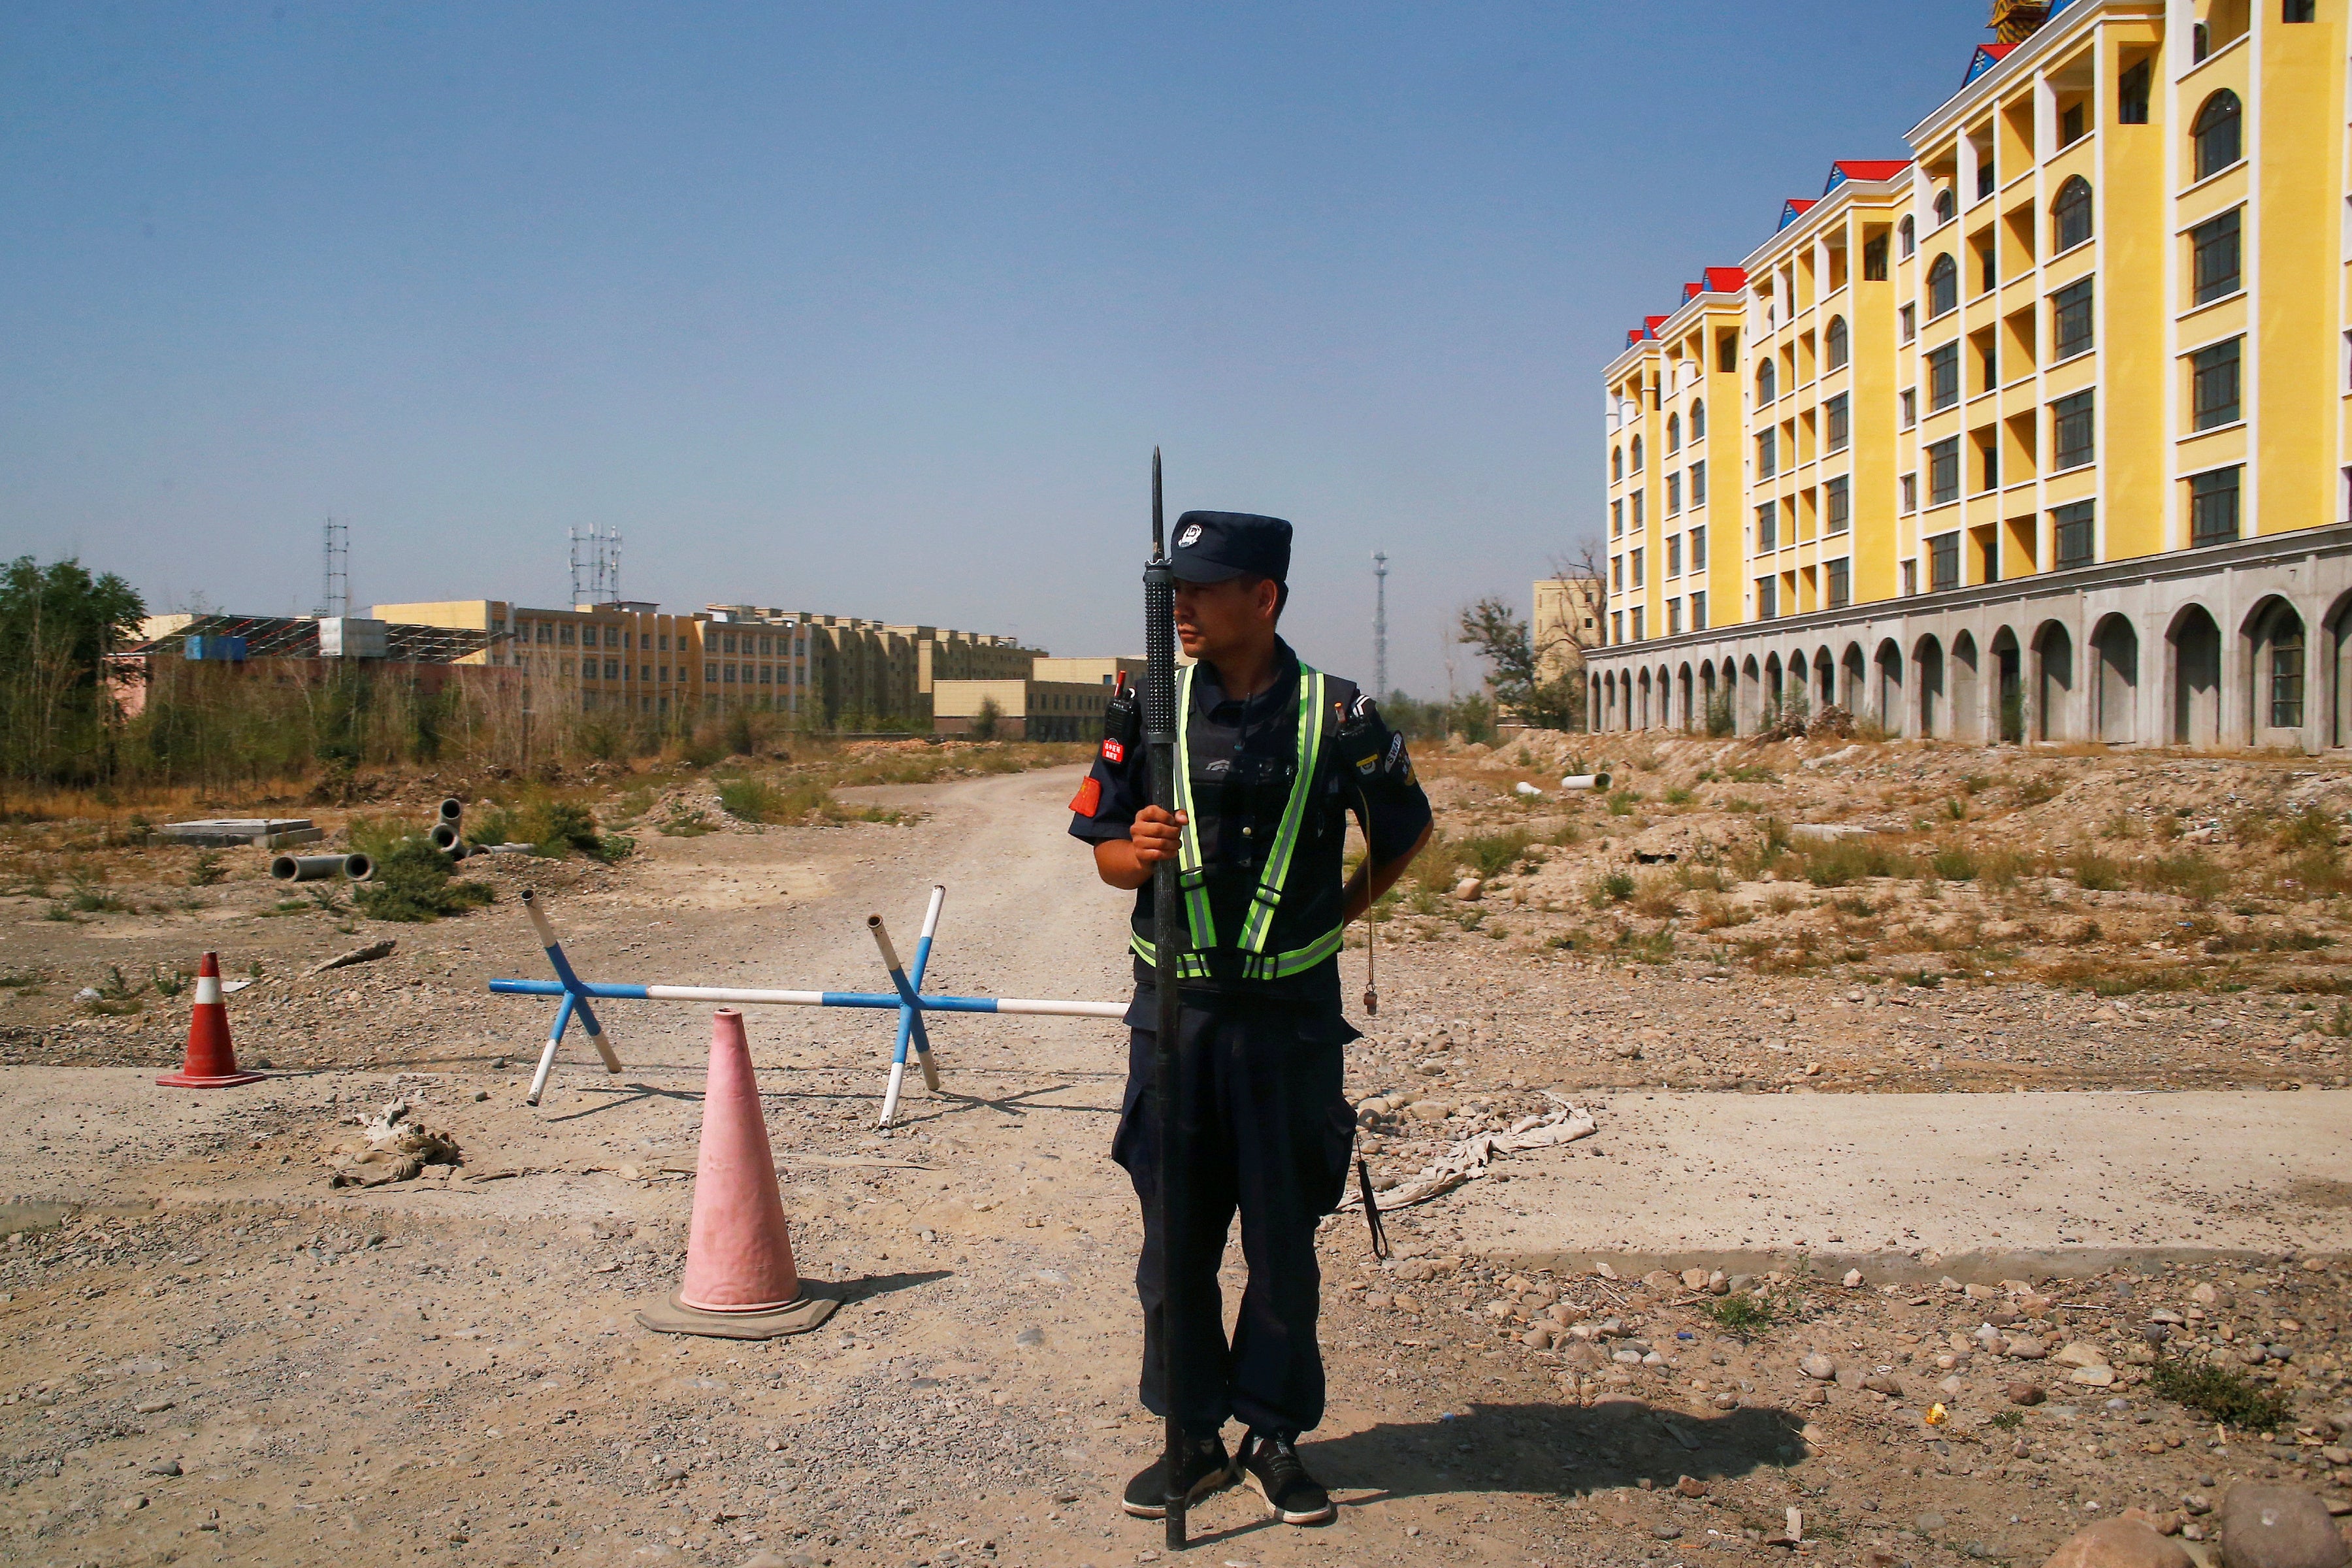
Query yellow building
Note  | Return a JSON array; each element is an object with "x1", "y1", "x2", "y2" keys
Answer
[
  {"x1": 1590, "y1": 0, "x2": 2351, "y2": 751},
  {"x1": 1531, "y1": 575, "x2": 1607, "y2": 683}
]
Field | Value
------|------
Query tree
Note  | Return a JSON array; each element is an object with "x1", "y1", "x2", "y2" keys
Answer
[
  {"x1": 1457, "y1": 598, "x2": 1582, "y2": 732},
  {"x1": 0, "y1": 555, "x2": 146, "y2": 789},
  {"x1": 969, "y1": 694, "x2": 1002, "y2": 742}
]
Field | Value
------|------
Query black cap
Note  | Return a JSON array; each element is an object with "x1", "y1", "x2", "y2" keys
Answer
[{"x1": 1168, "y1": 511, "x2": 1291, "y2": 585}]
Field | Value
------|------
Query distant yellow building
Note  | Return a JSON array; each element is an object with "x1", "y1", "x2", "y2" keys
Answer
[
  {"x1": 1531, "y1": 576, "x2": 1606, "y2": 683},
  {"x1": 1590, "y1": 0, "x2": 2351, "y2": 751}
]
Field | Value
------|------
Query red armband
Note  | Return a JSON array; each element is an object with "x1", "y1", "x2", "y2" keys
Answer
[{"x1": 1069, "y1": 777, "x2": 1103, "y2": 817}]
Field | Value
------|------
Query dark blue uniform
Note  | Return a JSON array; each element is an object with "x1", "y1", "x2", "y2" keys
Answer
[{"x1": 1070, "y1": 636, "x2": 1430, "y2": 1440}]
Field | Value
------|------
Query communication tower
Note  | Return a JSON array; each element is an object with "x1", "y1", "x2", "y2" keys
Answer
[
  {"x1": 568, "y1": 526, "x2": 623, "y2": 606},
  {"x1": 320, "y1": 519, "x2": 350, "y2": 617},
  {"x1": 1371, "y1": 550, "x2": 1389, "y2": 701}
]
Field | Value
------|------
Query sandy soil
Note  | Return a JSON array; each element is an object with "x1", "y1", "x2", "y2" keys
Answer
[{"x1": 4, "y1": 757, "x2": 2351, "y2": 1568}]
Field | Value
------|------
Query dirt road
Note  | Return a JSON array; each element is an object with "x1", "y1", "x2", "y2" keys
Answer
[{"x1": 5, "y1": 764, "x2": 2349, "y2": 1568}]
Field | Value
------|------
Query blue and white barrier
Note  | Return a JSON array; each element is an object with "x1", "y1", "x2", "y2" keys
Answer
[{"x1": 491, "y1": 885, "x2": 1126, "y2": 1121}]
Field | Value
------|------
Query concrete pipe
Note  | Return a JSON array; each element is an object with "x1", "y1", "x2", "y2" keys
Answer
[
  {"x1": 429, "y1": 822, "x2": 463, "y2": 853},
  {"x1": 1560, "y1": 773, "x2": 1614, "y2": 792},
  {"x1": 437, "y1": 797, "x2": 463, "y2": 826},
  {"x1": 270, "y1": 854, "x2": 351, "y2": 883},
  {"x1": 344, "y1": 853, "x2": 374, "y2": 882}
]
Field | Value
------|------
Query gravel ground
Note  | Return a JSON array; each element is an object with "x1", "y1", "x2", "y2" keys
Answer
[{"x1": 3, "y1": 753, "x2": 2350, "y2": 1568}]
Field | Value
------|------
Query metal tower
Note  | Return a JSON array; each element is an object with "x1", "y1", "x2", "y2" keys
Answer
[
  {"x1": 1371, "y1": 551, "x2": 1389, "y2": 700},
  {"x1": 320, "y1": 519, "x2": 349, "y2": 617},
  {"x1": 568, "y1": 526, "x2": 623, "y2": 606}
]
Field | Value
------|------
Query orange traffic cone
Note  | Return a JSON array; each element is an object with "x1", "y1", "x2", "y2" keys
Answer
[
  {"x1": 636, "y1": 1009, "x2": 838, "y2": 1339},
  {"x1": 157, "y1": 953, "x2": 263, "y2": 1088}
]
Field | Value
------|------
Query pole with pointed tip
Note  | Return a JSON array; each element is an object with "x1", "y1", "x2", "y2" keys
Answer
[{"x1": 1145, "y1": 446, "x2": 1192, "y2": 1550}]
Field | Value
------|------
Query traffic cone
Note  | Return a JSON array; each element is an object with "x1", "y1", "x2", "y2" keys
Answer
[
  {"x1": 636, "y1": 1009, "x2": 838, "y2": 1340},
  {"x1": 157, "y1": 953, "x2": 263, "y2": 1088}
]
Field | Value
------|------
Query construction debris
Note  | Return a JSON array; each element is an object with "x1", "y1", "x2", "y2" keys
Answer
[
  {"x1": 321, "y1": 1099, "x2": 463, "y2": 1188},
  {"x1": 1336, "y1": 1091, "x2": 1595, "y2": 1213},
  {"x1": 307, "y1": 938, "x2": 397, "y2": 976}
]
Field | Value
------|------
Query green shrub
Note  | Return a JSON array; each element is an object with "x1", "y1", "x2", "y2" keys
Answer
[
  {"x1": 718, "y1": 777, "x2": 783, "y2": 823},
  {"x1": 1707, "y1": 1294, "x2": 1776, "y2": 1339},
  {"x1": 1802, "y1": 838, "x2": 1910, "y2": 888},
  {"x1": 355, "y1": 838, "x2": 496, "y2": 923},
  {"x1": 2147, "y1": 1359, "x2": 2291, "y2": 1429},
  {"x1": 1605, "y1": 790, "x2": 1639, "y2": 816},
  {"x1": 1663, "y1": 786, "x2": 1693, "y2": 806},
  {"x1": 1591, "y1": 871, "x2": 1635, "y2": 905},
  {"x1": 1929, "y1": 845, "x2": 1978, "y2": 881},
  {"x1": 2138, "y1": 854, "x2": 2229, "y2": 902},
  {"x1": 2065, "y1": 851, "x2": 2124, "y2": 892},
  {"x1": 1460, "y1": 828, "x2": 1533, "y2": 879}
]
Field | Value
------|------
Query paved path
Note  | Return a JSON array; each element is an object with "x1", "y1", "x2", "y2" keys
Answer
[{"x1": 1454, "y1": 1085, "x2": 2352, "y2": 1277}]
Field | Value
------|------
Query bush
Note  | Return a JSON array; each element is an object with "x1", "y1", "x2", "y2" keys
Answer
[
  {"x1": 355, "y1": 838, "x2": 496, "y2": 923},
  {"x1": 2147, "y1": 1358, "x2": 2291, "y2": 1429},
  {"x1": 2138, "y1": 854, "x2": 2229, "y2": 902},
  {"x1": 1802, "y1": 838, "x2": 1910, "y2": 888},
  {"x1": 1460, "y1": 829, "x2": 1533, "y2": 879},
  {"x1": 969, "y1": 696, "x2": 1002, "y2": 742},
  {"x1": 2065, "y1": 851, "x2": 2124, "y2": 892},
  {"x1": 718, "y1": 777, "x2": 783, "y2": 823},
  {"x1": 1591, "y1": 871, "x2": 1635, "y2": 905},
  {"x1": 1929, "y1": 845, "x2": 1978, "y2": 881},
  {"x1": 1707, "y1": 1294, "x2": 1776, "y2": 1339}
]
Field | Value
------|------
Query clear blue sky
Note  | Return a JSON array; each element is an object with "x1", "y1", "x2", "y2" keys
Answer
[{"x1": 1, "y1": 1, "x2": 1998, "y2": 698}]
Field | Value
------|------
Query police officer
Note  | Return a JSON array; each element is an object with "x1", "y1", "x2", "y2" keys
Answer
[{"x1": 1068, "y1": 512, "x2": 1431, "y2": 1527}]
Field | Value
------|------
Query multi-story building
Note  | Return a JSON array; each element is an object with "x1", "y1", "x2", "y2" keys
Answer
[
  {"x1": 1588, "y1": 0, "x2": 2350, "y2": 751},
  {"x1": 1531, "y1": 575, "x2": 1607, "y2": 683},
  {"x1": 376, "y1": 599, "x2": 722, "y2": 718}
]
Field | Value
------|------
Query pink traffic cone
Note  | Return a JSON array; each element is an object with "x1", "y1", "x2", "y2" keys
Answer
[{"x1": 636, "y1": 1009, "x2": 838, "y2": 1339}]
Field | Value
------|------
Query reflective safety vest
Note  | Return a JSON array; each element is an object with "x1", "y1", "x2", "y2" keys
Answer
[{"x1": 1128, "y1": 661, "x2": 1347, "y2": 983}]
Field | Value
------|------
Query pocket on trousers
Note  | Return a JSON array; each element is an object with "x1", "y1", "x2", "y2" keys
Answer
[
  {"x1": 1308, "y1": 1093, "x2": 1356, "y2": 1217},
  {"x1": 1109, "y1": 1037, "x2": 1152, "y2": 1175}
]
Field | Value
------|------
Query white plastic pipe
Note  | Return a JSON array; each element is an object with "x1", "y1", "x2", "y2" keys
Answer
[{"x1": 1561, "y1": 773, "x2": 1614, "y2": 792}]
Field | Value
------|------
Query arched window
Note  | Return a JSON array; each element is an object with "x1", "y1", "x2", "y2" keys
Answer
[
  {"x1": 1631, "y1": 434, "x2": 1644, "y2": 472},
  {"x1": 1927, "y1": 253, "x2": 1958, "y2": 318},
  {"x1": 1899, "y1": 215, "x2": 1916, "y2": 257},
  {"x1": 1612, "y1": 446, "x2": 1624, "y2": 482},
  {"x1": 1934, "y1": 188, "x2": 1957, "y2": 225},
  {"x1": 2193, "y1": 91, "x2": 2242, "y2": 180},
  {"x1": 1665, "y1": 412, "x2": 1682, "y2": 454},
  {"x1": 2052, "y1": 176, "x2": 2093, "y2": 252},
  {"x1": 1690, "y1": 400, "x2": 1706, "y2": 440},
  {"x1": 1825, "y1": 315, "x2": 1850, "y2": 371},
  {"x1": 1756, "y1": 359, "x2": 1777, "y2": 404}
]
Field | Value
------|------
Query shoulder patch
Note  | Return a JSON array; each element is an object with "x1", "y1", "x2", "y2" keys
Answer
[
  {"x1": 1101, "y1": 737, "x2": 1125, "y2": 764},
  {"x1": 1069, "y1": 776, "x2": 1103, "y2": 817}
]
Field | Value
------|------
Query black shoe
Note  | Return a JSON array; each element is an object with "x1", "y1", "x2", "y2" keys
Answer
[
  {"x1": 1239, "y1": 1431, "x2": 1335, "y2": 1525},
  {"x1": 1121, "y1": 1435, "x2": 1236, "y2": 1519}
]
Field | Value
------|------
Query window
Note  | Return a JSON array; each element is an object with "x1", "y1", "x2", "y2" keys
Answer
[
  {"x1": 2193, "y1": 22, "x2": 2211, "y2": 61},
  {"x1": 1666, "y1": 412, "x2": 1682, "y2": 453},
  {"x1": 1666, "y1": 599, "x2": 1682, "y2": 636},
  {"x1": 2052, "y1": 177, "x2": 2093, "y2": 252},
  {"x1": 1828, "y1": 556, "x2": 1852, "y2": 608},
  {"x1": 1631, "y1": 607, "x2": 1644, "y2": 641},
  {"x1": 2193, "y1": 91, "x2": 2242, "y2": 181},
  {"x1": 2052, "y1": 277, "x2": 2094, "y2": 360},
  {"x1": 1717, "y1": 333, "x2": 1738, "y2": 372},
  {"x1": 1690, "y1": 525, "x2": 1708, "y2": 570},
  {"x1": 1928, "y1": 342, "x2": 1960, "y2": 411},
  {"x1": 1611, "y1": 555, "x2": 1624, "y2": 591},
  {"x1": 1930, "y1": 532, "x2": 1960, "y2": 591},
  {"x1": 1899, "y1": 215, "x2": 1916, "y2": 257},
  {"x1": 2191, "y1": 209, "x2": 2241, "y2": 304},
  {"x1": 1757, "y1": 429, "x2": 1778, "y2": 479},
  {"x1": 1903, "y1": 559, "x2": 1919, "y2": 595},
  {"x1": 2119, "y1": 59, "x2": 2150, "y2": 123},
  {"x1": 2272, "y1": 624, "x2": 2306, "y2": 729},
  {"x1": 1612, "y1": 447, "x2": 1623, "y2": 482},
  {"x1": 2053, "y1": 500, "x2": 2095, "y2": 569},
  {"x1": 2053, "y1": 389, "x2": 2095, "y2": 470},
  {"x1": 1667, "y1": 472, "x2": 1682, "y2": 515},
  {"x1": 2192, "y1": 337, "x2": 2242, "y2": 429},
  {"x1": 1901, "y1": 388, "x2": 1918, "y2": 428},
  {"x1": 1667, "y1": 535, "x2": 1682, "y2": 576},
  {"x1": 1976, "y1": 242, "x2": 1997, "y2": 295},
  {"x1": 1826, "y1": 393, "x2": 1850, "y2": 453},
  {"x1": 1978, "y1": 437, "x2": 1999, "y2": 493},
  {"x1": 1631, "y1": 549, "x2": 1645, "y2": 588},
  {"x1": 1901, "y1": 472, "x2": 1918, "y2": 513},
  {"x1": 2285, "y1": 0, "x2": 2316, "y2": 19},
  {"x1": 1900, "y1": 303, "x2": 1916, "y2": 343},
  {"x1": 1928, "y1": 437, "x2": 1961, "y2": 505},
  {"x1": 2061, "y1": 102, "x2": 2086, "y2": 146},
  {"x1": 1756, "y1": 502, "x2": 1778, "y2": 552},
  {"x1": 1935, "y1": 189, "x2": 1957, "y2": 225},
  {"x1": 1757, "y1": 360, "x2": 1777, "y2": 404},
  {"x1": 1863, "y1": 235, "x2": 1889, "y2": 280},
  {"x1": 1826, "y1": 475, "x2": 1851, "y2": 534},
  {"x1": 1976, "y1": 157, "x2": 1995, "y2": 202},
  {"x1": 1611, "y1": 499, "x2": 1624, "y2": 537},
  {"x1": 1610, "y1": 612, "x2": 1623, "y2": 645},
  {"x1": 1690, "y1": 400, "x2": 1706, "y2": 440},
  {"x1": 1631, "y1": 434, "x2": 1644, "y2": 472},
  {"x1": 1690, "y1": 459, "x2": 1707, "y2": 506},
  {"x1": 1633, "y1": 489, "x2": 1645, "y2": 527},
  {"x1": 1690, "y1": 591, "x2": 1708, "y2": 630},
  {"x1": 1825, "y1": 316, "x2": 1849, "y2": 371},
  {"x1": 1927, "y1": 253, "x2": 1958, "y2": 317},
  {"x1": 1756, "y1": 577, "x2": 1778, "y2": 620},
  {"x1": 2189, "y1": 466, "x2": 2242, "y2": 546}
]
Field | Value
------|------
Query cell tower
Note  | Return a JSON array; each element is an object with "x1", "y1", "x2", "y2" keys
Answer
[
  {"x1": 568, "y1": 526, "x2": 623, "y2": 606},
  {"x1": 1371, "y1": 550, "x2": 1389, "y2": 701},
  {"x1": 320, "y1": 518, "x2": 350, "y2": 617}
]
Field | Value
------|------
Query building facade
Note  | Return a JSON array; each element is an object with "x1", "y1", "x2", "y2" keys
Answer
[
  {"x1": 932, "y1": 677, "x2": 1119, "y2": 740},
  {"x1": 1532, "y1": 576, "x2": 1607, "y2": 683},
  {"x1": 1588, "y1": 0, "x2": 2351, "y2": 750}
]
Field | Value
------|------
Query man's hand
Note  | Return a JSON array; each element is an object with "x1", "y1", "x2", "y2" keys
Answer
[{"x1": 1094, "y1": 806, "x2": 1187, "y2": 890}]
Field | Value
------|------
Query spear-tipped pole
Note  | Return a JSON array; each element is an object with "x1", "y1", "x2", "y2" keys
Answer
[{"x1": 1145, "y1": 446, "x2": 1192, "y2": 1549}]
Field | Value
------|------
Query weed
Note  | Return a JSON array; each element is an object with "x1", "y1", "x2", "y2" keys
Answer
[
  {"x1": 1545, "y1": 821, "x2": 1582, "y2": 848},
  {"x1": 1674, "y1": 866, "x2": 1730, "y2": 894},
  {"x1": 1761, "y1": 817, "x2": 1793, "y2": 857},
  {"x1": 2147, "y1": 1359, "x2": 2291, "y2": 1429},
  {"x1": 62, "y1": 872, "x2": 126, "y2": 913},
  {"x1": 1591, "y1": 872, "x2": 1635, "y2": 906},
  {"x1": 354, "y1": 838, "x2": 497, "y2": 923},
  {"x1": 1729, "y1": 765, "x2": 1778, "y2": 785},
  {"x1": 42, "y1": 903, "x2": 82, "y2": 923},
  {"x1": 188, "y1": 851, "x2": 226, "y2": 887},
  {"x1": 1944, "y1": 796, "x2": 1968, "y2": 822},
  {"x1": 1605, "y1": 790, "x2": 1639, "y2": 817},
  {"x1": 2138, "y1": 855, "x2": 2230, "y2": 903},
  {"x1": 1459, "y1": 829, "x2": 1534, "y2": 880},
  {"x1": 1959, "y1": 774, "x2": 1993, "y2": 796},
  {"x1": 2282, "y1": 849, "x2": 2352, "y2": 899},
  {"x1": 151, "y1": 964, "x2": 189, "y2": 998},
  {"x1": 1690, "y1": 894, "x2": 1750, "y2": 931},
  {"x1": 658, "y1": 809, "x2": 717, "y2": 838},
  {"x1": 2015, "y1": 777, "x2": 2060, "y2": 806},
  {"x1": 2154, "y1": 814, "x2": 2183, "y2": 843},
  {"x1": 1905, "y1": 969, "x2": 1942, "y2": 988},
  {"x1": 2202, "y1": 929, "x2": 2330, "y2": 955},
  {"x1": 1663, "y1": 787, "x2": 1693, "y2": 806},
  {"x1": 306, "y1": 884, "x2": 349, "y2": 914},
  {"x1": 2065, "y1": 851, "x2": 2124, "y2": 892},
  {"x1": 2326, "y1": 1000, "x2": 2352, "y2": 1038},
  {"x1": 1929, "y1": 845, "x2": 1978, "y2": 881},
  {"x1": 1694, "y1": 768, "x2": 1720, "y2": 784},
  {"x1": 1617, "y1": 926, "x2": 1676, "y2": 963},
  {"x1": 1707, "y1": 1294, "x2": 1777, "y2": 1339},
  {"x1": 1831, "y1": 892, "x2": 1876, "y2": 917},
  {"x1": 1979, "y1": 849, "x2": 2040, "y2": 892},
  {"x1": 718, "y1": 777, "x2": 785, "y2": 823},
  {"x1": 1631, "y1": 877, "x2": 1682, "y2": 919},
  {"x1": 2099, "y1": 811, "x2": 2140, "y2": 841},
  {"x1": 1988, "y1": 1410, "x2": 2024, "y2": 1431},
  {"x1": 2276, "y1": 806, "x2": 2342, "y2": 853},
  {"x1": 1803, "y1": 838, "x2": 1912, "y2": 888}
]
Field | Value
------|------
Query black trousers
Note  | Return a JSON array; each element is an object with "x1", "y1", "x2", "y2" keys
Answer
[{"x1": 1111, "y1": 999, "x2": 1358, "y2": 1437}]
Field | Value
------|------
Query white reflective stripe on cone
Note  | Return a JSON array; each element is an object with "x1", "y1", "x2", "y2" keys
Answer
[{"x1": 194, "y1": 975, "x2": 222, "y2": 1005}]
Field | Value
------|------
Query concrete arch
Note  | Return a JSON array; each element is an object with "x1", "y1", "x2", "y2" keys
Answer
[
  {"x1": 2089, "y1": 613, "x2": 2139, "y2": 745},
  {"x1": 1763, "y1": 651, "x2": 1786, "y2": 728},
  {"x1": 1951, "y1": 630, "x2": 1981, "y2": 742},
  {"x1": 1700, "y1": 661, "x2": 1722, "y2": 734},
  {"x1": 1989, "y1": 625, "x2": 2024, "y2": 742},
  {"x1": 2166, "y1": 603, "x2": 2221, "y2": 747},
  {"x1": 1912, "y1": 633, "x2": 1945, "y2": 738},
  {"x1": 1739, "y1": 655, "x2": 1764, "y2": 734},
  {"x1": 2032, "y1": 620, "x2": 2074, "y2": 742},
  {"x1": 1840, "y1": 642, "x2": 1867, "y2": 712},
  {"x1": 1872, "y1": 638, "x2": 1904, "y2": 734},
  {"x1": 1676, "y1": 662, "x2": 1695, "y2": 732},
  {"x1": 1813, "y1": 647, "x2": 1837, "y2": 713},
  {"x1": 1658, "y1": 664, "x2": 1674, "y2": 730},
  {"x1": 2242, "y1": 595, "x2": 2308, "y2": 748},
  {"x1": 2327, "y1": 592, "x2": 2352, "y2": 749}
]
